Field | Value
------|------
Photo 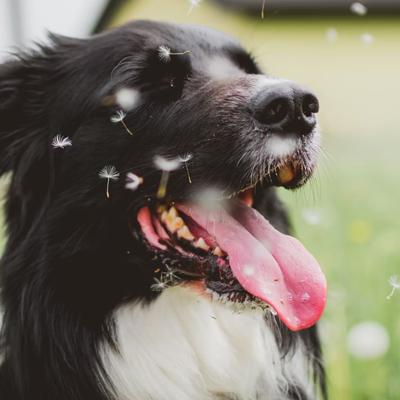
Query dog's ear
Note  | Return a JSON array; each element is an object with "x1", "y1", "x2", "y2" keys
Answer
[
  {"x1": 0, "y1": 52, "x2": 50, "y2": 177},
  {"x1": 0, "y1": 35, "x2": 84, "y2": 177}
]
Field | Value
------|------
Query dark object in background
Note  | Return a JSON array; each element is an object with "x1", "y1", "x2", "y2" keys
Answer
[{"x1": 213, "y1": 0, "x2": 400, "y2": 15}]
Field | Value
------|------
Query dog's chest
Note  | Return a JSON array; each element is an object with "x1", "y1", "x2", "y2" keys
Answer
[{"x1": 102, "y1": 287, "x2": 308, "y2": 400}]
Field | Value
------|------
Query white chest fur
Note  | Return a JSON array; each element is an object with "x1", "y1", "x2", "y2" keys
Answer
[{"x1": 102, "y1": 287, "x2": 313, "y2": 400}]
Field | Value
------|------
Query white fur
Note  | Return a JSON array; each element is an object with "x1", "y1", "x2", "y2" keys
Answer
[{"x1": 102, "y1": 286, "x2": 314, "y2": 400}]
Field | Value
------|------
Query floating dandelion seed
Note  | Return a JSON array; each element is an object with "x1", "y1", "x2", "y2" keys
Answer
[
  {"x1": 110, "y1": 110, "x2": 133, "y2": 135},
  {"x1": 387, "y1": 276, "x2": 400, "y2": 299},
  {"x1": 261, "y1": 0, "x2": 266, "y2": 18},
  {"x1": 52, "y1": 135, "x2": 72, "y2": 149},
  {"x1": 154, "y1": 156, "x2": 181, "y2": 172},
  {"x1": 188, "y1": 0, "x2": 203, "y2": 13},
  {"x1": 115, "y1": 88, "x2": 140, "y2": 111},
  {"x1": 99, "y1": 165, "x2": 120, "y2": 198},
  {"x1": 158, "y1": 45, "x2": 190, "y2": 63},
  {"x1": 151, "y1": 277, "x2": 169, "y2": 292},
  {"x1": 350, "y1": 2, "x2": 367, "y2": 16},
  {"x1": 162, "y1": 265, "x2": 180, "y2": 283},
  {"x1": 154, "y1": 156, "x2": 182, "y2": 199},
  {"x1": 125, "y1": 172, "x2": 143, "y2": 191},
  {"x1": 177, "y1": 153, "x2": 193, "y2": 183}
]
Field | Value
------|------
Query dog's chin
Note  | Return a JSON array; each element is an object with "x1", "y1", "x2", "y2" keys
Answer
[{"x1": 128, "y1": 151, "x2": 326, "y2": 332}]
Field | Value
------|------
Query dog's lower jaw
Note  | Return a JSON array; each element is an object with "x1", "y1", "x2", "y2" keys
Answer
[{"x1": 101, "y1": 286, "x2": 315, "y2": 400}]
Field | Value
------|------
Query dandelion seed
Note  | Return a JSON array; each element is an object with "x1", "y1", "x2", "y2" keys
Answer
[
  {"x1": 154, "y1": 156, "x2": 182, "y2": 199},
  {"x1": 261, "y1": 0, "x2": 266, "y2": 18},
  {"x1": 387, "y1": 276, "x2": 400, "y2": 299},
  {"x1": 158, "y1": 45, "x2": 191, "y2": 63},
  {"x1": 188, "y1": 0, "x2": 203, "y2": 13},
  {"x1": 125, "y1": 172, "x2": 143, "y2": 191},
  {"x1": 99, "y1": 165, "x2": 120, "y2": 198},
  {"x1": 151, "y1": 277, "x2": 169, "y2": 292},
  {"x1": 52, "y1": 135, "x2": 72, "y2": 149},
  {"x1": 162, "y1": 265, "x2": 180, "y2": 283},
  {"x1": 115, "y1": 88, "x2": 140, "y2": 111},
  {"x1": 110, "y1": 110, "x2": 133, "y2": 135},
  {"x1": 350, "y1": 2, "x2": 367, "y2": 16},
  {"x1": 177, "y1": 153, "x2": 193, "y2": 183},
  {"x1": 154, "y1": 156, "x2": 181, "y2": 172}
]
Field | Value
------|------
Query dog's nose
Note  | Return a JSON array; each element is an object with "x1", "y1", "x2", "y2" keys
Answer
[{"x1": 250, "y1": 82, "x2": 319, "y2": 136}]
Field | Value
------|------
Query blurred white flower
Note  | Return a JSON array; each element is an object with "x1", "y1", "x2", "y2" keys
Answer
[
  {"x1": 302, "y1": 208, "x2": 323, "y2": 225},
  {"x1": 125, "y1": 173, "x2": 143, "y2": 191},
  {"x1": 350, "y1": 2, "x2": 367, "y2": 16},
  {"x1": 52, "y1": 135, "x2": 72, "y2": 149},
  {"x1": 361, "y1": 33, "x2": 374, "y2": 45},
  {"x1": 99, "y1": 165, "x2": 120, "y2": 198},
  {"x1": 115, "y1": 88, "x2": 140, "y2": 111},
  {"x1": 387, "y1": 276, "x2": 400, "y2": 299},
  {"x1": 154, "y1": 156, "x2": 182, "y2": 199},
  {"x1": 154, "y1": 156, "x2": 181, "y2": 172},
  {"x1": 347, "y1": 322, "x2": 389, "y2": 359},
  {"x1": 327, "y1": 28, "x2": 338, "y2": 43}
]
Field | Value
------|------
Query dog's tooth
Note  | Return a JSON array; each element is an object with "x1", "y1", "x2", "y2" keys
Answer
[
  {"x1": 195, "y1": 238, "x2": 210, "y2": 251},
  {"x1": 169, "y1": 207, "x2": 178, "y2": 219},
  {"x1": 167, "y1": 207, "x2": 178, "y2": 226},
  {"x1": 178, "y1": 225, "x2": 195, "y2": 241},
  {"x1": 278, "y1": 164, "x2": 294, "y2": 184},
  {"x1": 171, "y1": 217, "x2": 184, "y2": 232},
  {"x1": 212, "y1": 246, "x2": 224, "y2": 257},
  {"x1": 161, "y1": 211, "x2": 168, "y2": 222},
  {"x1": 157, "y1": 204, "x2": 168, "y2": 214}
]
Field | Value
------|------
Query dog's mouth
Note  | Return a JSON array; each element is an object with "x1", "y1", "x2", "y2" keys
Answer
[{"x1": 134, "y1": 159, "x2": 326, "y2": 332}]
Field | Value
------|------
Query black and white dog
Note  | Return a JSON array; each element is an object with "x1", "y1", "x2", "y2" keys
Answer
[{"x1": 0, "y1": 20, "x2": 327, "y2": 400}]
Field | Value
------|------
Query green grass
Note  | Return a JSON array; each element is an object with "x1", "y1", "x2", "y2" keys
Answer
[{"x1": 279, "y1": 137, "x2": 400, "y2": 400}]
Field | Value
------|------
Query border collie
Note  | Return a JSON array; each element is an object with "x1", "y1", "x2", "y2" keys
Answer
[{"x1": 0, "y1": 20, "x2": 327, "y2": 400}]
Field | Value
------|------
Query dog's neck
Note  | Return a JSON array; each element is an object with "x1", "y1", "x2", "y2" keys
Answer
[{"x1": 102, "y1": 286, "x2": 313, "y2": 400}]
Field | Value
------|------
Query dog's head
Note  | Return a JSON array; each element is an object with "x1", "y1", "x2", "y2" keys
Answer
[{"x1": 0, "y1": 20, "x2": 326, "y2": 331}]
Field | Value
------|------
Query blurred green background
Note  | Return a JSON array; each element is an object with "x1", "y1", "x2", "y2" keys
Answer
[{"x1": 1, "y1": 0, "x2": 400, "y2": 399}]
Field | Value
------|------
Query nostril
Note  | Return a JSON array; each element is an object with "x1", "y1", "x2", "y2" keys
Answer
[
  {"x1": 265, "y1": 99, "x2": 288, "y2": 124},
  {"x1": 252, "y1": 96, "x2": 290, "y2": 125},
  {"x1": 302, "y1": 94, "x2": 319, "y2": 118}
]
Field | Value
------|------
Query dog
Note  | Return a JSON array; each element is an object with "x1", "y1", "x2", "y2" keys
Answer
[{"x1": 0, "y1": 20, "x2": 327, "y2": 400}]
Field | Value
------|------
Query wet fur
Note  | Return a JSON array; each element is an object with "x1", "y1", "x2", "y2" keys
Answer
[{"x1": 0, "y1": 20, "x2": 326, "y2": 400}]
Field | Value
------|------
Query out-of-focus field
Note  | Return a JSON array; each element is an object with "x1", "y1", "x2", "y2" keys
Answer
[{"x1": 1, "y1": 0, "x2": 400, "y2": 399}]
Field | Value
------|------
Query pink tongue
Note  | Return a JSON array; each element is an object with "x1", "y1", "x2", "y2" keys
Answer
[{"x1": 176, "y1": 201, "x2": 327, "y2": 331}]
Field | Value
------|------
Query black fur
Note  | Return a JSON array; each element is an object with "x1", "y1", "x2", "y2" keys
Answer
[{"x1": 0, "y1": 20, "x2": 326, "y2": 400}]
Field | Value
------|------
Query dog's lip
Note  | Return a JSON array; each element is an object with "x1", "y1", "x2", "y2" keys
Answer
[{"x1": 226, "y1": 157, "x2": 302, "y2": 200}]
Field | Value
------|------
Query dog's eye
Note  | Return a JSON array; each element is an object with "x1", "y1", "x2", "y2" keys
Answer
[{"x1": 138, "y1": 50, "x2": 191, "y2": 102}]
